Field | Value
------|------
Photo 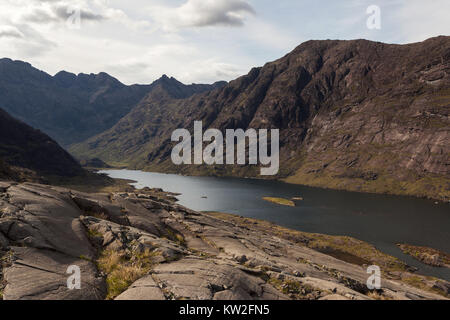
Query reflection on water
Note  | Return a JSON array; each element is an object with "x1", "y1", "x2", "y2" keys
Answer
[{"x1": 100, "y1": 169, "x2": 450, "y2": 280}]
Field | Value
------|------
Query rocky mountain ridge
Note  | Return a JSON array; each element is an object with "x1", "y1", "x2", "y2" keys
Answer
[
  {"x1": 0, "y1": 58, "x2": 225, "y2": 146},
  {"x1": 70, "y1": 36, "x2": 450, "y2": 200}
]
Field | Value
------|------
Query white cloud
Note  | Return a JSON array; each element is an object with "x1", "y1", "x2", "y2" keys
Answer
[
  {"x1": 182, "y1": 60, "x2": 243, "y2": 83},
  {"x1": 0, "y1": 25, "x2": 24, "y2": 38},
  {"x1": 52, "y1": 3, "x2": 105, "y2": 22},
  {"x1": 12, "y1": 0, "x2": 107, "y2": 25},
  {"x1": 100, "y1": 42, "x2": 246, "y2": 85},
  {"x1": 0, "y1": 24, "x2": 57, "y2": 58},
  {"x1": 0, "y1": 0, "x2": 447, "y2": 86},
  {"x1": 394, "y1": 0, "x2": 450, "y2": 43},
  {"x1": 244, "y1": 18, "x2": 300, "y2": 51},
  {"x1": 151, "y1": 0, "x2": 256, "y2": 31}
]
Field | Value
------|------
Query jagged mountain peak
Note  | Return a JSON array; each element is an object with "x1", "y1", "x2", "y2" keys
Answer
[
  {"x1": 147, "y1": 74, "x2": 227, "y2": 99},
  {"x1": 0, "y1": 58, "x2": 225, "y2": 146}
]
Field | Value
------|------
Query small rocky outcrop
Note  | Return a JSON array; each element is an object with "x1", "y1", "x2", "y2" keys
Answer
[
  {"x1": 0, "y1": 181, "x2": 448, "y2": 300},
  {"x1": 398, "y1": 244, "x2": 450, "y2": 268}
]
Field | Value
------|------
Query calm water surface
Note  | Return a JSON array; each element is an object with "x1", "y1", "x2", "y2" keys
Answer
[{"x1": 101, "y1": 169, "x2": 450, "y2": 280}]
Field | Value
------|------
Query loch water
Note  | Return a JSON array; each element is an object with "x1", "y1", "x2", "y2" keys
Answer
[{"x1": 101, "y1": 169, "x2": 450, "y2": 281}]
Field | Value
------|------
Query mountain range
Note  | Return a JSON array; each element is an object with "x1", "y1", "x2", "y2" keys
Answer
[
  {"x1": 70, "y1": 36, "x2": 450, "y2": 200},
  {"x1": 0, "y1": 58, "x2": 225, "y2": 146},
  {"x1": 0, "y1": 36, "x2": 448, "y2": 200}
]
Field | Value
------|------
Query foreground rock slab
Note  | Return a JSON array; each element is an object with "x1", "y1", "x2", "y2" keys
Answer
[{"x1": 0, "y1": 182, "x2": 448, "y2": 300}]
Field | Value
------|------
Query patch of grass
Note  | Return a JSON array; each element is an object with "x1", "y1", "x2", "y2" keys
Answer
[
  {"x1": 262, "y1": 197, "x2": 296, "y2": 207},
  {"x1": 267, "y1": 277, "x2": 283, "y2": 287},
  {"x1": 87, "y1": 228, "x2": 103, "y2": 239},
  {"x1": 401, "y1": 275, "x2": 448, "y2": 298},
  {"x1": 165, "y1": 228, "x2": 186, "y2": 247},
  {"x1": 402, "y1": 275, "x2": 424, "y2": 288},
  {"x1": 79, "y1": 255, "x2": 93, "y2": 262},
  {"x1": 284, "y1": 167, "x2": 450, "y2": 202},
  {"x1": 268, "y1": 278, "x2": 319, "y2": 299},
  {"x1": 398, "y1": 244, "x2": 450, "y2": 268},
  {"x1": 306, "y1": 235, "x2": 407, "y2": 272},
  {"x1": 281, "y1": 280, "x2": 305, "y2": 295},
  {"x1": 54, "y1": 174, "x2": 136, "y2": 194},
  {"x1": 367, "y1": 290, "x2": 392, "y2": 300},
  {"x1": 85, "y1": 211, "x2": 109, "y2": 221},
  {"x1": 97, "y1": 248, "x2": 158, "y2": 300},
  {"x1": 0, "y1": 250, "x2": 14, "y2": 300}
]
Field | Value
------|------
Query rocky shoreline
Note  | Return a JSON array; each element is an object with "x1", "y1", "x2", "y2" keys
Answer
[
  {"x1": 398, "y1": 244, "x2": 450, "y2": 269},
  {"x1": 0, "y1": 181, "x2": 448, "y2": 300}
]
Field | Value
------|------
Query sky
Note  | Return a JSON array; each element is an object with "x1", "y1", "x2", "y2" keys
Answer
[{"x1": 0, "y1": 0, "x2": 448, "y2": 85}]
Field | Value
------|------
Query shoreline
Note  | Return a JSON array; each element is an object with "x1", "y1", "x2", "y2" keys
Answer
[
  {"x1": 57, "y1": 171, "x2": 450, "y2": 281},
  {"x1": 68, "y1": 171, "x2": 450, "y2": 274},
  {"x1": 92, "y1": 167, "x2": 450, "y2": 203},
  {"x1": 106, "y1": 171, "x2": 450, "y2": 278}
]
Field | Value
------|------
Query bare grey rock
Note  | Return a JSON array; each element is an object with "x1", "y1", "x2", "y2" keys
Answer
[
  {"x1": 115, "y1": 276, "x2": 165, "y2": 300},
  {"x1": 319, "y1": 294, "x2": 350, "y2": 300},
  {"x1": 0, "y1": 182, "x2": 448, "y2": 300},
  {"x1": 152, "y1": 257, "x2": 288, "y2": 300},
  {"x1": 3, "y1": 247, "x2": 105, "y2": 300}
]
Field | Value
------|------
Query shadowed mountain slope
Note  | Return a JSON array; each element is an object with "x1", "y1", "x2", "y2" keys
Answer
[{"x1": 0, "y1": 108, "x2": 84, "y2": 179}]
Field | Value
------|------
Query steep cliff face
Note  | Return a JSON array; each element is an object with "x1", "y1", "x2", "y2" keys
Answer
[
  {"x1": 0, "y1": 108, "x2": 84, "y2": 178},
  {"x1": 280, "y1": 37, "x2": 449, "y2": 199},
  {"x1": 70, "y1": 37, "x2": 450, "y2": 200}
]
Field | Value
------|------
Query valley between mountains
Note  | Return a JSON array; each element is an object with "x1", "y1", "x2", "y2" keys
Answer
[
  {"x1": 70, "y1": 37, "x2": 449, "y2": 201},
  {"x1": 1, "y1": 37, "x2": 448, "y2": 200},
  {"x1": 0, "y1": 36, "x2": 449, "y2": 301}
]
